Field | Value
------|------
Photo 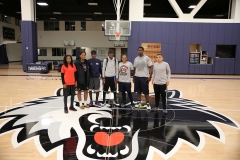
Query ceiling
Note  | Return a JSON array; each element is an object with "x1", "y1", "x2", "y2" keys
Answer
[{"x1": 0, "y1": 0, "x2": 231, "y2": 21}]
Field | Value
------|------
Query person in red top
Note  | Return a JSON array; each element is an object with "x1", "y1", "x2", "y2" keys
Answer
[{"x1": 61, "y1": 55, "x2": 77, "y2": 113}]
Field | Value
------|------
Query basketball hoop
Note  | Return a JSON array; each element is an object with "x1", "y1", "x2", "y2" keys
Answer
[{"x1": 114, "y1": 32, "x2": 121, "y2": 41}]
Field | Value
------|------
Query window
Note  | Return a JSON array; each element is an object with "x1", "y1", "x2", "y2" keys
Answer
[
  {"x1": 216, "y1": 45, "x2": 236, "y2": 58},
  {"x1": 44, "y1": 21, "x2": 59, "y2": 31},
  {"x1": 81, "y1": 21, "x2": 86, "y2": 31},
  {"x1": 15, "y1": 19, "x2": 20, "y2": 26},
  {"x1": 72, "y1": 49, "x2": 76, "y2": 56},
  {"x1": 52, "y1": 48, "x2": 66, "y2": 56},
  {"x1": 65, "y1": 21, "x2": 75, "y2": 31},
  {"x1": 38, "y1": 48, "x2": 47, "y2": 56}
]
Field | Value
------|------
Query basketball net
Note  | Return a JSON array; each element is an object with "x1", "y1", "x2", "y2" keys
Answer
[{"x1": 115, "y1": 32, "x2": 121, "y2": 41}]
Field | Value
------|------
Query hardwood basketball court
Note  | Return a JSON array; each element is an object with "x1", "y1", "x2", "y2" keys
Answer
[{"x1": 0, "y1": 63, "x2": 239, "y2": 160}]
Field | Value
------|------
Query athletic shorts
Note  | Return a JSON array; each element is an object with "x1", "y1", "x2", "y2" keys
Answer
[
  {"x1": 118, "y1": 82, "x2": 131, "y2": 93},
  {"x1": 134, "y1": 76, "x2": 149, "y2": 94},
  {"x1": 103, "y1": 77, "x2": 116, "y2": 92},
  {"x1": 63, "y1": 85, "x2": 75, "y2": 96},
  {"x1": 76, "y1": 83, "x2": 88, "y2": 91},
  {"x1": 89, "y1": 77, "x2": 100, "y2": 91}
]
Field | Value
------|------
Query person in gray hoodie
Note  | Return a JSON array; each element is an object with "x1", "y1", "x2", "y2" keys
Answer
[{"x1": 102, "y1": 49, "x2": 119, "y2": 106}]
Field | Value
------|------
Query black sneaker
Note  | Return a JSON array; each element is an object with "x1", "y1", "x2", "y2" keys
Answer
[
  {"x1": 69, "y1": 106, "x2": 77, "y2": 111},
  {"x1": 154, "y1": 107, "x2": 159, "y2": 112},
  {"x1": 64, "y1": 107, "x2": 68, "y2": 114},
  {"x1": 113, "y1": 100, "x2": 120, "y2": 106},
  {"x1": 75, "y1": 101, "x2": 79, "y2": 106}
]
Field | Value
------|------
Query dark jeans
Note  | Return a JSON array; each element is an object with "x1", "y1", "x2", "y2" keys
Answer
[{"x1": 153, "y1": 84, "x2": 167, "y2": 109}]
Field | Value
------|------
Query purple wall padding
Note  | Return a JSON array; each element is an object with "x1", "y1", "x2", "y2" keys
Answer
[
  {"x1": 128, "y1": 22, "x2": 240, "y2": 75},
  {"x1": 21, "y1": 21, "x2": 38, "y2": 71}
]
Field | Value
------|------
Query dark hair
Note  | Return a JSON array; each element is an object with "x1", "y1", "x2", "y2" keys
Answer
[
  {"x1": 108, "y1": 49, "x2": 114, "y2": 54},
  {"x1": 121, "y1": 54, "x2": 127, "y2": 58},
  {"x1": 91, "y1": 50, "x2": 96, "y2": 55},
  {"x1": 63, "y1": 55, "x2": 73, "y2": 68},
  {"x1": 80, "y1": 52, "x2": 86, "y2": 60},
  {"x1": 138, "y1": 47, "x2": 144, "y2": 51}
]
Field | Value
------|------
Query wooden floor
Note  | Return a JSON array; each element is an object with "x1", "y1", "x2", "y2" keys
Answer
[{"x1": 0, "y1": 63, "x2": 240, "y2": 160}]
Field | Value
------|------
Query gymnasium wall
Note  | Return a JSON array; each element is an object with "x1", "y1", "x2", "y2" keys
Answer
[
  {"x1": 6, "y1": 43, "x2": 22, "y2": 62},
  {"x1": 128, "y1": 22, "x2": 240, "y2": 75},
  {"x1": 0, "y1": 18, "x2": 21, "y2": 44}
]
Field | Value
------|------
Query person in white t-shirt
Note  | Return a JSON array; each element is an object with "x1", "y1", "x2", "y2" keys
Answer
[{"x1": 118, "y1": 55, "x2": 135, "y2": 108}]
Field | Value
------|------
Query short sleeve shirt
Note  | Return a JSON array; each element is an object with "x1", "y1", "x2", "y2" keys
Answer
[
  {"x1": 61, "y1": 64, "x2": 77, "y2": 85},
  {"x1": 133, "y1": 55, "x2": 152, "y2": 77},
  {"x1": 118, "y1": 61, "x2": 133, "y2": 83}
]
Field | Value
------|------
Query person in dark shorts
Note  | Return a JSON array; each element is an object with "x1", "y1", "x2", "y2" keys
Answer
[
  {"x1": 102, "y1": 49, "x2": 119, "y2": 106},
  {"x1": 152, "y1": 54, "x2": 171, "y2": 114},
  {"x1": 88, "y1": 50, "x2": 102, "y2": 107},
  {"x1": 118, "y1": 54, "x2": 135, "y2": 108},
  {"x1": 61, "y1": 55, "x2": 77, "y2": 113},
  {"x1": 74, "y1": 52, "x2": 90, "y2": 109},
  {"x1": 133, "y1": 47, "x2": 153, "y2": 109}
]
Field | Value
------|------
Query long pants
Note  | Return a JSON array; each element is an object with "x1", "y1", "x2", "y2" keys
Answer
[
  {"x1": 153, "y1": 84, "x2": 167, "y2": 109},
  {"x1": 122, "y1": 91, "x2": 133, "y2": 104},
  {"x1": 103, "y1": 77, "x2": 116, "y2": 102},
  {"x1": 63, "y1": 85, "x2": 75, "y2": 106}
]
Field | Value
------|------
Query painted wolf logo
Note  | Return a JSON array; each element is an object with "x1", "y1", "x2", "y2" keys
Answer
[{"x1": 0, "y1": 89, "x2": 239, "y2": 160}]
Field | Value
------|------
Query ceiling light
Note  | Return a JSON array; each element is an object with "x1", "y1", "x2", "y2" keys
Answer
[
  {"x1": 188, "y1": 5, "x2": 196, "y2": 8},
  {"x1": 215, "y1": 15, "x2": 224, "y2": 17},
  {"x1": 5, "y1": 15, "x2": 7, "y2": 17},
  {"x1": 53, "y1": 12, "x2": 61, "y2": 14},
  {"x1": 50, "y1": 18, "x2": 56, "y2": 20},
  {"x1": 88, "y1": 3, "x2": 98, "y2": 5},
  {"x1": 94, "y1": 12, "x2": 102, "y2": 15},
  {"x1": 86, "y1": 18, "x2": 92, "y2": 20},
  {"x1": 144, "y1": 3, "x2": 151, "y2": 6},
  {"x1": 37, "y1": 2, "x2": 48, "y2": 6}
]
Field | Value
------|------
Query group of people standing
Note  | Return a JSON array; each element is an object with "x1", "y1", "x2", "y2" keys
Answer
[{"x1": 61, "y1": 47, "x2": 171, "y2": 114}]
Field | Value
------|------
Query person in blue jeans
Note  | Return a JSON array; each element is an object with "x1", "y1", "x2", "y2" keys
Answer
[{"x1": 88, "y1": 50, "x2": 102, "y2": 107}]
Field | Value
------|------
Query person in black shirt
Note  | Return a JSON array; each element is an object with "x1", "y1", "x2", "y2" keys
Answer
[{"x1": 74, "y1": 52, "x2": 90, "y2": 109}]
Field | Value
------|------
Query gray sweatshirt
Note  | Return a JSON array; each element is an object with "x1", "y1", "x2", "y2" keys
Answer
[
  {"x1": 102, "y1": 57, "x2": 119, "y2": 78},
  {"x1": 152, "y1": 61, "x2": 171, "y2": 85}
]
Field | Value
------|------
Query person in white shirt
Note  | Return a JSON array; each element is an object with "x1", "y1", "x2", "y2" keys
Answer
[
  {"x1": 118, "y1": 54, "x2": 134, "y2": 108},
  {"x1": 102, "y1": 49, "x2": 119, "y2": 106}
]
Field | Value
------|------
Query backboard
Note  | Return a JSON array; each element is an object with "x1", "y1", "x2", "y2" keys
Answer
[{"x1": 104, "y1": 20, "x2": 131, "y2": 36}]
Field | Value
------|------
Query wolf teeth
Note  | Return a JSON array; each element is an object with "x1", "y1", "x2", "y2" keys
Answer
[
  {"x1": 90, "y1": 125, "x2": 131, "y2": 132},
  {"x1": 97, "y1": 152, "x2": 118, "y2": 157},
  {"x1": 100, "y1": 126, "x2": 122, "y2": 130}
]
